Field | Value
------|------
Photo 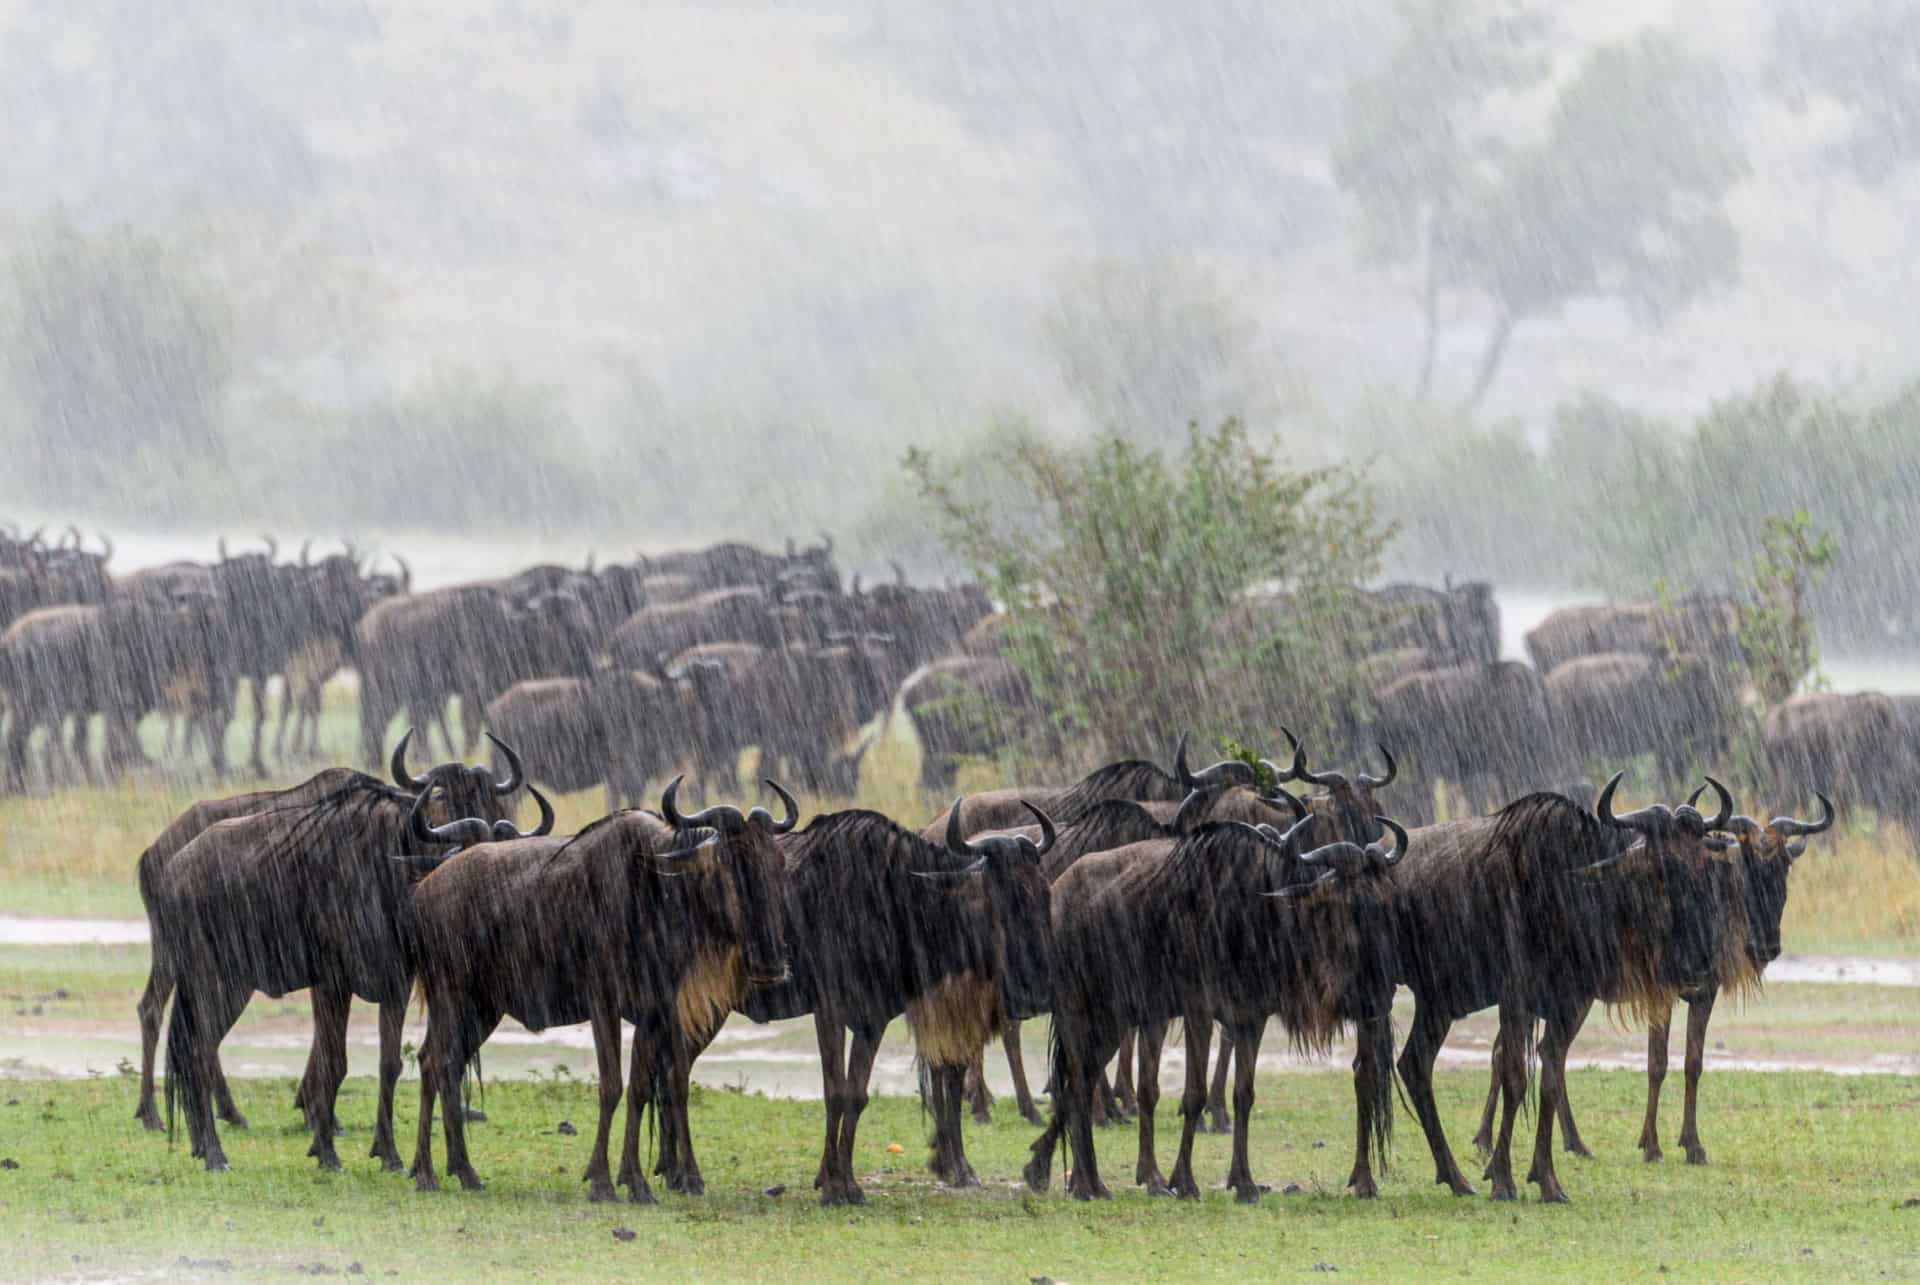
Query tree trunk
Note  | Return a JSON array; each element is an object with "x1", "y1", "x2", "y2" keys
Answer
[{"x1": 1463, "y1": 308, "x2": 1517, "y2": 411}]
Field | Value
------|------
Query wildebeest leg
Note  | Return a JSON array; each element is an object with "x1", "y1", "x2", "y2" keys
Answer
[
  {"x1": 303, "y1": 985, "x2": 352, "y2": 1171},
  {"x1": 618, "y1": 1027, "x2": 652, "y2": 1198},
  {"x1": 135, "y1": 955, "x2": 171, "y2": 1130},
  {"x1": 1224, "y1": 1020, "x2": 1265, "y2": 1203},
  {"x1": 1638, "y1": 995, "x2": 1673, "y2": 1162},
  {"x1": 964, "y1": 1047, "x2": 993, "y2": 1125},
  {"x1": 930, "y1": 1063, "x2": 980, "y2": 1188},
  {"x1": 1061, "y1": 1024, "x2": 1115, "y2": 1201},
  {"x1": 411, "y1": 1028, "x2": 445, "y2": 1192},
  {"x1": 246, "y1": 672, "x2": 269, "y2": 777},
  {"x1": 1167, "y1": 1013, "x2": 1212, "y2": 1201},
  {"x1": 2, "y1": 709, "x2": 30, "y2": 791},
  {"x1": 1554, "y1": 999, "x2": 1593, "y2": 1157},
  {"x1": 1526, "y1": 1011, "x2": 1573, "y2": 1202},
  {"x1": 439, "y1": 1013, "x2": 496, "y2": 1192},
  {"x1": 812, "y1": 1018, "x2": 847, "y2": 1200},
  {"x1": 581, "y1": 1004, "x2": 624, "y2": 1202},
  {"x1": 1471, "y1": 1026, "x2": 1501, "y2": 1154},
  {"x1": 1397, "y1": 999, "x2": 1474, "y2": 1195},
  {"x1": 358, "y1": 681, "x2": 387, "y2": 772},
  {"x1": 1484, "y1": 1007, "x2": 1530, "y2": 1200},
  {"x1": 835, "y1": 1025, "x2": 882, "y2": 1205},
  {"x1": 1133, "y1": 1019, "x2": 1171, "y2": 1195},
  {"x1": 1002, "y1": 1021, "x2": 1043, "y2": 1125},
  {"x1": 1676, "y1": 987, "x2": 1717, "y2": 1165},
  {"x1": 1206, "y1": 1023, "x2": 1233, "y2": 1134},
  {"x1": 1347, "y1": 1020, "x2": 1391, "y2": 1199},
  {"x1": 662, "y1": 1027, "x2": 708, "y2": 1195},
  {"x1": 370, "y1": 998, "x2": 406, "y2": 1171},
  {"x1": 181, "y1": 979, "x2": 251, "y2": 1172}
]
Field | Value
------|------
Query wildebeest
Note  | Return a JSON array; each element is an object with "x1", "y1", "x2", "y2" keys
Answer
[
  {"x1": 1545, "y1": 652, "x2": 1738, "y2": 794},
  {"x1": 355, "y1": 584, "x2": 518, "y2": 768},
  {"x1": 1762, "y1": 691, "x2": 1901, "y2": 820},
  {"x1": 1471, "y1": 790, "x2": 1835, "y2": 1167},
  {"x1": 1372, "y1": 661, "x2": 1555, "y2": 825},
  {"x1": 159, "y1": 734, "x2": 537, "y2": 1171},
  {"x1": 606, "y1": 587, "x2": 783, "y2": 671},
  {"x1": 896, "y1": 655, "x2": 1037, "y2": 792},
  {"x1": 1524, "y1": 594, "x2": 1741, "y2": 676},
  {"x1": 406, "y1": 778, "x2": 792, "y2": 1202},
  {"x1": 1390, "y1": 776, "x2": 1725, "y2": 1202},
  {"x1": 647, "y1": 798, "x2": 1055, "y2": 1204},
  {"x1": 1027, "y1": 814, "x2": 1406, "y2": 1201}
]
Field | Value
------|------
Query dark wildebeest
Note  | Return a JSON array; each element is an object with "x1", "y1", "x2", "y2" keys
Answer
[
  {"x1": 654, "y1": 799, "x2": 1054, "y2": 1205},
  {"x1": 1762, "y1": 691, "x2": 1901, "y2": 820},
  {"x1": 355, "y1": 584, "x2": 517, "y2": 767},
  {"x1": 1359, "y1": 580, "x2": 1501, "y2": 666},
  {"x1": 1471, "y1": 790, "x2": 1835, "y2": 1167},
  {"x1": 483, "y1": 666, "x2": 705, "y2": 810},
  {"x1": 921, "y1": 734, "x2": 1258, "y2": 838},
  {"x1": 406, "y1": 779, "x2": 793, "y2": 1203},
  {"x1": 1545, "y1": 652, "x2": 1738, "y2": 795},
  {"x1": 158, "y1": 734, "x2": 538, "y2": 1171},
  {"x1": 1027, "y1": 814, "x2": 1406, "y2": 1202},
  {"x1": 210, "y1": 536, "x2": 297, "y2": 778},
  {"x1": 605, "y1": 587, "x2": 783, "y2": 670},
  {"x1": 1524, "y1": 594, "x2": 1741, "y2": 676},
  {"x1": 134, "y1": 765, "x2": 365, "y2": 1130},
  {"x1": 1372, "y1": 661, "x2": 1555, "y2": 826},
  {"x1": 273, "y1": 549, "x2": 405, "y2": 763},
  {"x1": 1390, "y1": 775, "x2": 1725, "y2": 1202}
]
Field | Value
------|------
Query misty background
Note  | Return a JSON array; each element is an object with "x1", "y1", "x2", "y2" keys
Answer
[{"x1": 2, "y1": 0, "x2": 1917, "y2": 646}]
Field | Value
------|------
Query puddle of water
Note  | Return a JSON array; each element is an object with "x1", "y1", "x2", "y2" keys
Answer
[{"x1": 0, "y1": 917, "x2": 150, "y2": 946}]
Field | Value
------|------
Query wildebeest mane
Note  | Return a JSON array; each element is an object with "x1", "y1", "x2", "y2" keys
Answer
[
  {"x1": 784, "y1": 808, "x2": 973, "y2": 879},
  {"x1": 254, "y1": 772, "x2": 414, "y2": 870},
  {"x1": 1050, "y1": 758, "x2": 1180, "y2": 825},
  {"x1": 1488, "y1": 790, "x2": 1612, "y2": 879}
]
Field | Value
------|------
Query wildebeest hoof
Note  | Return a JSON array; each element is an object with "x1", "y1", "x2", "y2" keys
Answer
[
  {"x1": 314, "y1": 1151, "x2": 343, "y2": 1173},
  {"x1": 414, "y1": 1173, "x2": 440, "y2": 1194},
  {"x1": 204, "y1": 1155, "x2": 230, "y2": 1173},
  {"x1": 138, "y1": 1112, "x2": 164, "y2": 1133},
  {"x1": 1143, "y1": 1175, "x2": 1173, "y2": 1197},
  {"x1": 1021, "y1": 1158, "x2": 1052, "y2": 1192},
  {"x1": 971, "y1": 1107, "x2": 992, "y2": 1126},
  {"x1": 1172, "y1": 1177, "x2": 1201, "y2": 1201},
  {"x1": 1207, "y1": 1114, "x2": 1232, "y2": 1135},
  {"x1": 1348, "y1": 1174, "x2": 1378, "y2": 1199},
  {"x1": 1535, "y1": 1179, "x2": 1570, "y2": 1204},
  {"x1": 589, "y1": 1179, "x2": 619, "y2": 1202},
  {"x1": 1565, "y1": 1139, "x2": 1593, "y2": 1159},
  {"x1": 454, "y1": 1169, "x2": 485, "y2": 1192},
  {"x1": 1685, "y1": 1147, "x2": 1709, "y2": 1166},
  {"x1": 1020, "y1": 1106, "x2": 1046, "y2": 1127},
  {"x1": 1489, "y1": 1181, "x2": 1516, "y2": 1202},
  {"x1": 670, "y1": 1171, "x2": 706, "y2": 1196},
  {"x1": 220, "y1": 1109, "x2": 251, "y2": 1130},
  {"x1": 1445, "y1": 1178, "x2": 1476, "y2": 1197},
  {"x1": 1232, "y1": 1183, "x2": 1262, "y2": 1205},
  {"x1": 626, "y1": 1184, "x2": 658, "y2": 1206},
  {"x1": 1642, "y1": 1146, "x2": 1663, "y2": 1164},
  {"x1": 377, "y1": 1153, "x2": 404, "y2": 1174},
  {"x1": 942, "y1": 1166, "x2": 981, "y2": 1190}
]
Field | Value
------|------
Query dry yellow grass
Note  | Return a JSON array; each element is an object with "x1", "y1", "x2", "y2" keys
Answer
[{"x1": 1780, "y1": 819, "x2": 1920, "y2": 955}]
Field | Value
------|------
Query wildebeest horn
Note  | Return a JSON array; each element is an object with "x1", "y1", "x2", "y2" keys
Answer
[
  {"x1": 1168, "y1": 788, "x2": 1209, "y2": 835},
  {"x1": 1368, "y1": 816, "x2": 1409, "y2": 867},
  {"x1": 1263, "y1": 786, "x2": 1309, "y2": 823},
  {"x1": 851, "y1": 572, "x2": 863, "y2": 597},
  {"x1": 1295, "y1": 840, "x2": 1372, "y2": 876},
  {"x1": 66, "y1": 524, "x2": 82, "y2": 550},
  {"x1": 1264, "y1": 869, "x2": 1339, "y2": 899},
  {"x1": 661, "y1": 775, "x2": 751, "y2": 832},
  {"x1": 1772, "y1": 792, "x2": 1834, "y2": 839},
  {"x1": 299, "y1": 539, "x2": 312, "y2": 567},
  {"x1": 1021, "y1": 801, "x2": 1056, "y2": 854},
  {"x1": 389, "y1": 728, "x2": 428, "y2": 791},
  {"x1": 819, "y1": 530, "x2": 834, "y2": 556},
  {"x1": 405, "y1": 790, "x2": 494, "y2": 851},
  {"x1": 217, "y1": 536, "x2": 230, "y2": 563},
  {"x1": 662, "y1": 774, "x2": 690, "y2": 829},
  {"x1": 786, "y1": 537, "x2": 797, "y2": 558},
  {"x1": 96, "y1": 530, "x2": 113, "y2": 561},
  {"x1": 492, "y1": 785, "x2": 556, "y2": 840},
  {"x1": 748, "y1": 779, "x2": 800, "y2": 834},
  {"x1": 1289, "y1": 731, "x2": 1349, "y2": 790},
  {"x1": 261, "y1": 534, "x2": 279, "y2": 562},
  {"x1": 584, "y1": 551, "x2": 596, "y2": 574},
  {"x1": 1596, "y1": 771, "x2": 1669, "y2": 834},
  {"x1": 1697, "y1": 776, "x2": 1732, "y2": 831},
  {"x1": 891, "y1": 560, "x2": 907, "y2": 587},
  {"x1": 1173, "y1": 733, "x2": 1255, "y2": 791},
  {"x1": 394, "y1": 554, "x2": 412, "y2": 592},
  {"x1": 1357, "y1": 746, "x2": 1397, "y2": 789},
  {"x1": 945, "y1": 797, "x2": 975, "y2": 856},
  {"x1": 485, "y1": 733, "x2": 525, "y2": 795}
]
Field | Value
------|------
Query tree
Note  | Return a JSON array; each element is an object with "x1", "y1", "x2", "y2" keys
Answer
[
  {"x1": 1737, "y1": 510, "x2": 1837, "y2": 705},
  {"x1": 1447, "y1": 31, "x2": 1748, "y2": 407},
  {"x1": 1768, "y1": 0, "x2": 1920, "y2": 189},
  {"x1": 905, "y1": 420, "x2": 1391, "y2": 763},
  {"x1": 1042, "y1": 257, "x2": 1293, "y2": 445},
  {"x1": 1, "y1": 218, "x2": 236, "y2": 485},
  {"x1": 1331, "y1": 0, "x2": 1551, "y2": 399}
]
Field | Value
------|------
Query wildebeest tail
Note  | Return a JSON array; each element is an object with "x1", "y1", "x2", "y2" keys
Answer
[
  {"x1": 163, "y1": 983, "x2": 199, "y2": 1150},
  {"x1": 1367, "y1": 1017, "x2": 1397, "y2": 1179}
]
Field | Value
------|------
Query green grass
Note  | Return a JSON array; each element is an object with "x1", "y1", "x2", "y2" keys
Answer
[{"x1": 2, "y1": 1072, "x2": 1917, "y2": 1281}]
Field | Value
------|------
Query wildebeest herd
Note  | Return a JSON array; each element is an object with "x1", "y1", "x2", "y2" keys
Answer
[{"x1": 0, "y1": 523, "x2": 1860, "y2": 1204}]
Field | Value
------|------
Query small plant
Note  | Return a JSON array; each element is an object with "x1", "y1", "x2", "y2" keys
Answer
[{"x1": 1737, "y1": 509, "x2": 1837, "y2": 705}]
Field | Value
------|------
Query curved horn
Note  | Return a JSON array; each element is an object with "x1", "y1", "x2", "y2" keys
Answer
[
  {"x1": 1263, "y1": 869, "x2": 1339, "y2": 899},
  {"x1": 661, "y1": 774, "x2": 688, "y2": 829},
  {"x1": 1698, "y1": 776, "x2": 1733, "y2": 831},
  {"x1": 406, "y1": 790, "x2": 493, "y2": 851},
  {"x1": 300, "y1": 539, "x2": 312, "y2": 567},
  {"x1": 394, "y1": 554, "x2": 412, "y2": 592},
  {"x1": 96, "y1": 530, "x2": 113, "y2": 562},
  {"x1": 891, "y1": 560, "x2": 907, "y2": 587},
  {"x1": 1596, "y1": 771, "x2": 1669, "y2": 833},
  {"x1": 261, "y1": 534, "x2": 279, "y2": 562},
  {"x1": 66, "y1": 524, "x2": 82, "y2": 550},
  {"x1": 819, "y1": 530, "x2": 835, "y2": 556},
  {"x1": 492, "y1": 785, "x2": 557, "y2": 840},
  {"x1": 389, "y1": 728, "x2": 428, "y2": 791},
  {"x1": 1020, "y1": 801, "x2": 1056, "y2": 855},
  {"x1": 1357, "y1": 745, "x2": 1397, "y2": 789},
  {"x1": 1296, "y1": 840, "x2": 1372, "y2": 876},
  {"x1": 217, "y1": 536, "x2": 230, "y2": 563},
  {"x1": 1368, "y1": 816, "x2": 1410, "y2": 867},
  {"x1": 1173, "y1": 732, "x2": 1195, "y2": 789},
  {"x1": 661, "y1": 776, "x2": 749, "y2": 832},
  {"x1": 1271, "y1": 727, "x2": 1308, "y2": 783},
  {"x1": 1771, "y1": 792, "x2": 1834, "y2": 839},
  {"x1": 748, "y1": 779, "x2": 800, "y2": 834},
  {"x1": 484, "y1": 733, "x2": 525, "y2": 795},
  {"x1": 945, "y1": 797, "x2": 977, "y2": 857},
  {"x1": 1168, "y1": 788, "x2": 1210, "y2": 835}
]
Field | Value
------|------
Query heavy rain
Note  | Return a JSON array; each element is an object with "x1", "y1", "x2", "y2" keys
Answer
[{"x1": 1, "y1": 0, "x2": 1917, "y2": 1278}]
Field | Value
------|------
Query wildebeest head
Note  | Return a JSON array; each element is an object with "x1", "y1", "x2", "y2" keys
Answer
[
  {"x1": 660, "y1": 775, "x2": 797, "y2": 985},
  {"x1": 1587, "y1": 772, "x2": 1729, "y2": 998},
  {"x1": 1280, "y1": 728, "x2": 1395, "y2": 845},
  {"x1": 928, "y1": 797, "x2": 1055, "y2": 1020},
  {"x1": 1264, "y1": 815, "x2": 1408, "y2": 1030},
  {"x1": 1171, "y1": 731, "x2": 1260, "y2": 793},
  {"x1": 389, "y1": 727, "x2": 524, "y2": 851},
  {"x1": 1693, "y1": 786, "x2": 1834, "y2": 969}
]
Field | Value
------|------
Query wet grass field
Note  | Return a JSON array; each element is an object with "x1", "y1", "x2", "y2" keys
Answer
[{"x1": 3, "y1": 1071, "x2": 1917, "y2": 1281}]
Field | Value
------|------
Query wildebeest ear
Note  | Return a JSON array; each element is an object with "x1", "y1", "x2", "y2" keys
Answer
[
  {"x1": 649, "y1": 835, "x2": 718, "y2": 873},
  {"x1": 911, "y1": 855, "x2": 989, "y2": 883},
  {"x1": 1262, "y1": 870, "x2": 1336, "y2": 899}
]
